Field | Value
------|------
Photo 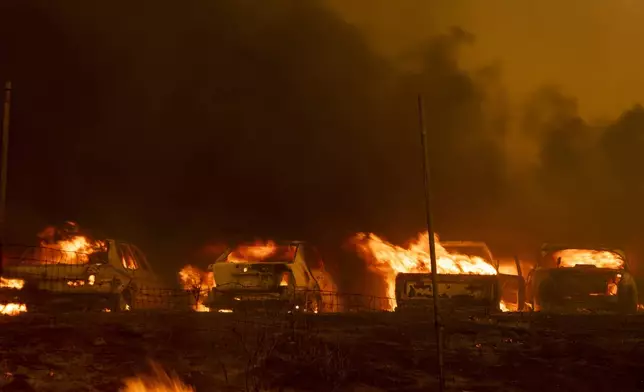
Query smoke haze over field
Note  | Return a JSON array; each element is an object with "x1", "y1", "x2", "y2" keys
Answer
[{"x1": 1, "y1": 0, "x2": 644, "y2": 285}]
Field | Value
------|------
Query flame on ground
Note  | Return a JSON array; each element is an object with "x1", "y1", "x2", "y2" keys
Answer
[
  {"x1": 553, "y1": 249, "x2": 624, "y2": 269},
  {"x1": 0, "y1": 303, "x2": 26, "y2": 316},
  {"x1": 0, "y1": 277, "x2": 24, "y2": 289},
  {"x1": 352, "y1": 232, "x2": 497, "y2": 310},
  {"x1": 227, "y1": 240, "x2": 278, "y2": 263},
  {"x1": 178, "y1": 265, "x2": 214, "y2": 312},
  {"x1": 121, "y1": 361, "x2": 194, "y2": 392}
]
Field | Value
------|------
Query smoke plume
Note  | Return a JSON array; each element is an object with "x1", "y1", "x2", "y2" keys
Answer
[{"x1": 1, "y1": 0, "x2": 643, "y2": 286}]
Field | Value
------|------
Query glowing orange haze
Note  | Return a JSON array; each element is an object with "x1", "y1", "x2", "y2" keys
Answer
[
  {"x1": 553, "y1": 249, "x2": 625, "y2": 269},
  {"x1": 352, "y1": 232, "x2": 497, "y2": 308}
]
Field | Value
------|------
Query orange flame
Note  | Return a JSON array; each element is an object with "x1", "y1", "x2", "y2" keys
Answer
[
  {"x1": 178, "y1": 265, "x2": 214, "y2": 312},
  {"x1": 353, "y1": 232, "x2": 497, "y2": 309},
  {"x1": 227, "y1": 240, "x2": 277, "y2": 263},
  {"x1": 121, "y1": 361, "x2": 194, "y2": 392},
  {"x1": 553, "y1": 249, "x2": 624, "y2": 269},
  {"x1": 36, "y1": 223, "x2": 106, "y2": 265},
  {"x1": 0, "y1": 303, "x2": 26, "y2": 316},
  {"x1": 0, "y1": 277, "x2": 24, "y2": 289}
]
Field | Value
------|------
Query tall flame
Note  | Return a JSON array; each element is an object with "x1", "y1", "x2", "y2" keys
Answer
[
  {"x1": 553, "y1": 249, "x2": 624, "y2": 269},
  {"x1": 353, "y1": 232, "x2": 497, "y2": 309},
  {"x1": 226, "y1": 240, "x2": 278, "y2": 263},
  {"x1": 35, "y1": 223, "x2": 106, "y2": 265}
]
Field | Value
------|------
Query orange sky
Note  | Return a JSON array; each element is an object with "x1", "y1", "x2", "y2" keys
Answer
[{"x1": 326, "y1": 0, "x2": 644, "y2": 120}]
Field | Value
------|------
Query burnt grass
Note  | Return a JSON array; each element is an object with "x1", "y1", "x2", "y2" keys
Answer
[{"x1": 0, "y1": 311, "x2": 643, "y2": 391}]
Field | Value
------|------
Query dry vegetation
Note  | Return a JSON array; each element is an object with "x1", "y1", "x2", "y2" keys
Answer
[{"x1": 0, "y1": 311, "x2": 643, "y2": 391}]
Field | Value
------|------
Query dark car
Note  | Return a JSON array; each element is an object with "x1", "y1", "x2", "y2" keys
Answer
[{"x1": 526, "y1": 244, "x2": 638, "y2": 314}]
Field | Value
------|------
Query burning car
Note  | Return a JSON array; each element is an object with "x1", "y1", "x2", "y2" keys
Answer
[
  {"x1": 353, "y1": 233, "x2": 525, "y2": 313},
  {"x1": 203, "y1": 240, "x2": 325, "y2": 313},
  {"x1": 0, "y1": 225, "x2": 166, "y2": 312},
  {"x1": 526, "y1": 244, "x2": 638, "y2": 314}
]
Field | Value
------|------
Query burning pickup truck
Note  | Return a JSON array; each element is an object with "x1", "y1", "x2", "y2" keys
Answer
[
  {"x1": 0, "y1": 224, "x2": 166, "y2": 313},
  {"x1": 353, "y1": 232, "x2": 525, "y2": 313},
  {"x1": 180, "y1": 240, "x2": 335, "y2": 313},
  {"x1": 526, "y1": 244, "x2": 638, "y2": 314}
]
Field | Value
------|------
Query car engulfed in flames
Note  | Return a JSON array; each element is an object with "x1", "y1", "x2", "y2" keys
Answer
[
  {"x1": 352, "y1": 232, "x2": 525, "y2": 314},
  {"x1": 526, "y1": 244, "x2": 638, "y2": 314},
  {"x1": 178, "y1": 240, "x2": 338, "y2": 314},
  {"x1": 0, "y1": 223, "x2": 167, "y2": 314}
]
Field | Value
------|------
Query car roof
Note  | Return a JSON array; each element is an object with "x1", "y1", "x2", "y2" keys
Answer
[{"x1": 540, "y1": 243, "x2": 626, "y2": 258}]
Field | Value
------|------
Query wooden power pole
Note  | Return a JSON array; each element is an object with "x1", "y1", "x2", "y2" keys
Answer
[
  {"x1": 1, "y1": 81, "x2": 12, "y2": 274},
  {"x1": 417, "y1": 94, "x2": 445, "y2": 391}
]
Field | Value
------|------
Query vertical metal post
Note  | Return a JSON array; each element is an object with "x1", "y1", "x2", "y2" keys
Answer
[
  {"x1": 0, "y1": 81, "x2": 12, "y2": 275},
  {"x1": 418, "y1": 94, "x2": 445, "y2": 391}
]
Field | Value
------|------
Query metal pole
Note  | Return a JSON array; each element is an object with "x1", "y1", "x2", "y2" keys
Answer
[
  {"x1": 417, "y1": 94, "x2": 445, "y2": 391},
  {"x1": 0, "y1": 81, "x2": 12, "y2": 275}
]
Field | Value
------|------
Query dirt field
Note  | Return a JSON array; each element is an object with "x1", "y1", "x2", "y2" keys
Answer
[{"x1": 0, "y1": 310, "x2": 643, "y2": 391}]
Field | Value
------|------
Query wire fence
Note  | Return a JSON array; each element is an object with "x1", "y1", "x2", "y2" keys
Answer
[{"x1": 0, "y1": 244, "x2": 394, "y2": 315}]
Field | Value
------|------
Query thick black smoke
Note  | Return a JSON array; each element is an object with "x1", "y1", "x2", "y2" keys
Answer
[{"x1": 0, "y1": 1, "x2": 643, "y2": 286}]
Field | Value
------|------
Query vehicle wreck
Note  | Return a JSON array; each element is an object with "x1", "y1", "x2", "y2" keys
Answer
[
  {"x1": 353, "y1": 232, "x2": 525, "y2": 314},
  {"x1": 526, "y1": 244, "x2": 638, "y2": 314},
  {"x1": 185, "y1": 240, "x2": 334, "y2": 314},
  {"x1": 0, "y1": 223, "x2": 167, "y2": 313}
]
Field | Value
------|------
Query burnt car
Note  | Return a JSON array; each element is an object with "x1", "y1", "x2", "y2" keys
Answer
[
  {"x1": 395, "y1": 241, "x2": 525, "y2": 314},
  {"x1": 205, "y1": 241, "x2": 324, "y2": 313},
  {"x1": 526, "y1": 244, "x2": 638, "y2": 314},
  {"x1": 0, "y1": 240, "x2": 166, "y2": 312}
]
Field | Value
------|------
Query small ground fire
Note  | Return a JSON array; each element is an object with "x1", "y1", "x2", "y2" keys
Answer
[{"x1": 121, "y1": 361, "x2": 193, "y2": 392}]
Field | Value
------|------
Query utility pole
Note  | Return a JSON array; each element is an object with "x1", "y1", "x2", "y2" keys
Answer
[
  {"x1": 417, "y1": 94, "x2": 445, "y2": 391},
  {"x1": 0, "y1": 81, "x2": 12, "y2": 275}
]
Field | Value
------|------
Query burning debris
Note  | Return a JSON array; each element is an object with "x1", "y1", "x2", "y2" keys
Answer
[
  {"x1": 178, "y1": 265, "x2": 214, "y2": 312},
  {"x1": 0, "y1": 303, "x2": 26, "y2": 316},
  {"x1": 121, "y1": 361, "x2": 194, "y2": 392},
  {"x1": 0, "y1": 277, "x2": 24, "y2": 289},
  {"x1": 352, "y1": 232, "x2": 498, "y2": 308}
]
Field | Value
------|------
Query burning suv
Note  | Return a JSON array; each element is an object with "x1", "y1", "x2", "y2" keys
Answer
[
  {"x1": 0, "y1": 233, "x2": 165, "y2": 312},
  {"x1": 526, "y1": 244, "x2": 638, "y2": 314},
  {"x1": 394, "y1": 241, "x2": 525, "y2": 314},
  {"x1": 204, "y1": 241, "x2": 324, "y2": 313}
]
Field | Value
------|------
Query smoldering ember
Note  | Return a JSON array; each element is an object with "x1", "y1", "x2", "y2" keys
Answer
[{"x1": 2, "y1": 1, "x2": 644, "y2": 391}]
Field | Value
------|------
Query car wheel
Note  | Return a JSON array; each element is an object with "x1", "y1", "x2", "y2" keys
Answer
[
  {"x1": 618, "y1": 286, "x2": 637, "y2": 314},
  {"x1": 111, "y1": 288, "x2": 133, "y2": 312},
  {"x1": 537, "y1": 278, "x2": 556, "y2": 312}
]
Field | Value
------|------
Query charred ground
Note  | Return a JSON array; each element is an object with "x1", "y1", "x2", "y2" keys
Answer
[{"x1": 1, "y1": 311, "x2": 644, "y2": 391}]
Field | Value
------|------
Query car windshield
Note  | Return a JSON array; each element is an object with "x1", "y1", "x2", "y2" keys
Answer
[
  {"x1": 222, "y1": 241, "x2": 298, "y2": 263},
  {"x1": 546, "y1": 248, "x2": 625, "y2": 269}
]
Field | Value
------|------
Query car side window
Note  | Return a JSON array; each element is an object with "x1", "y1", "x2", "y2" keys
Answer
[
  {"x1": 129, "y1": 245, "x2": 150, "y2": 271},
  {"x1": 118, "y1": 244, "x2": 139, "y2": 270}
]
